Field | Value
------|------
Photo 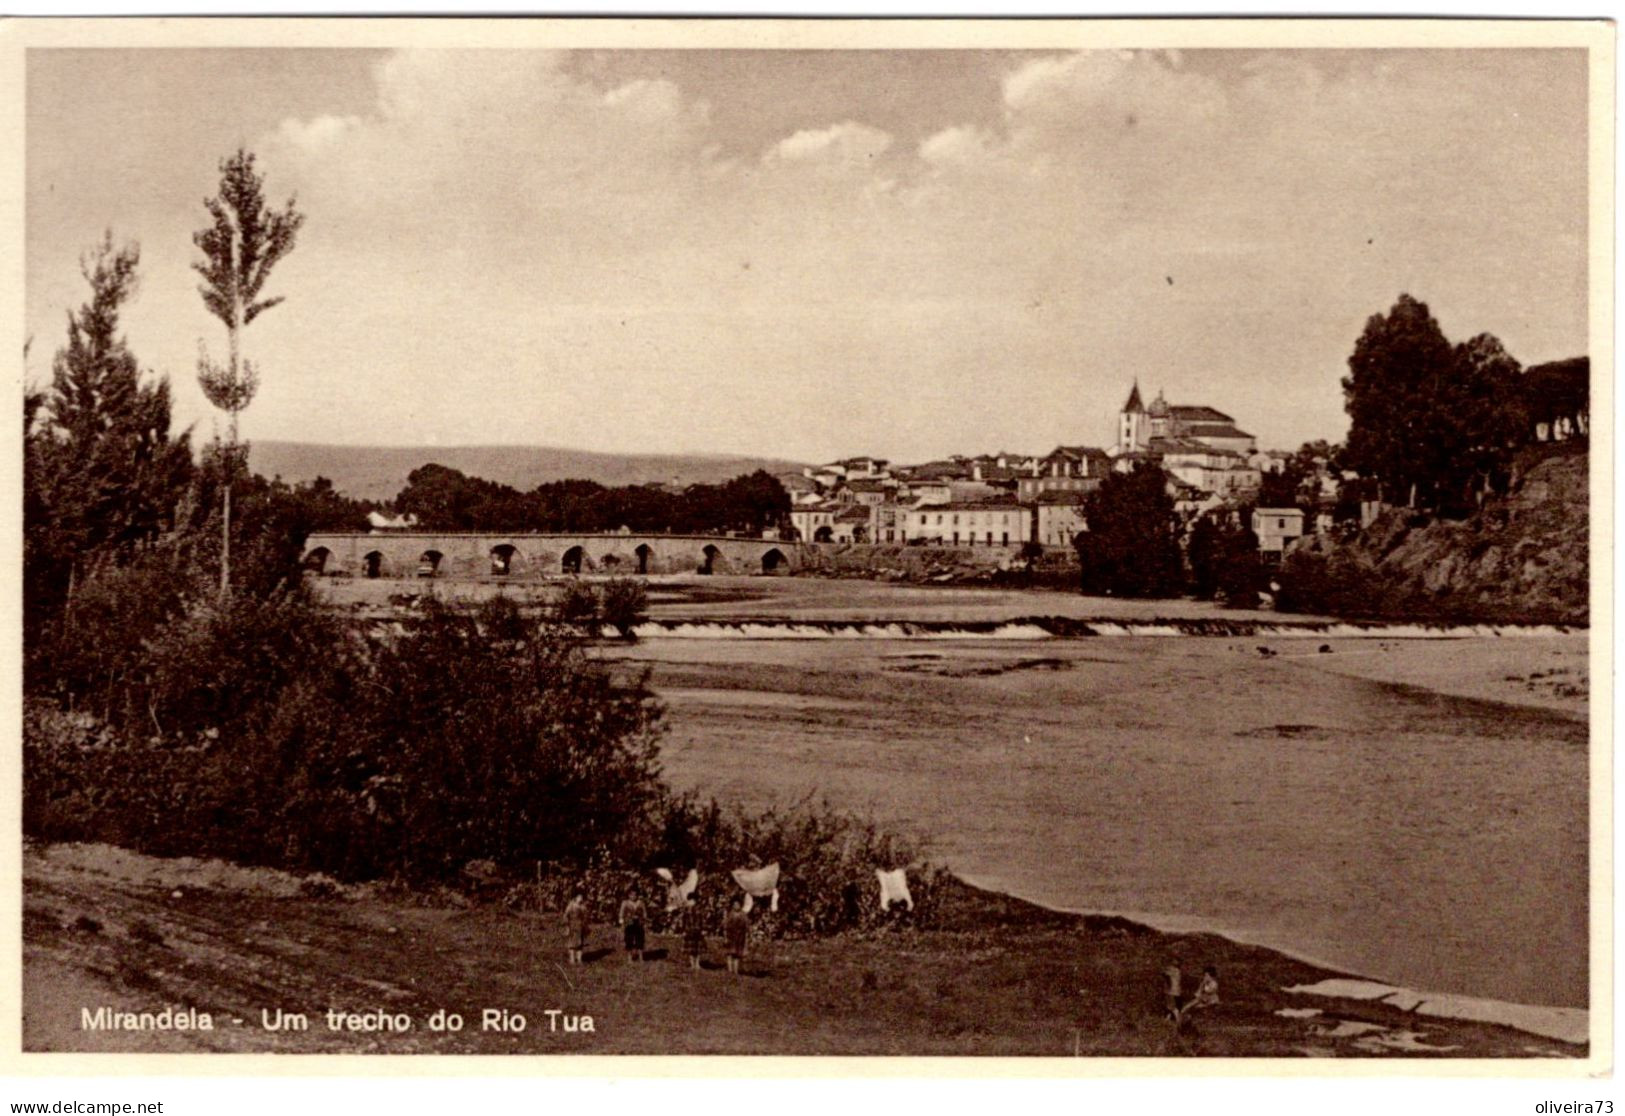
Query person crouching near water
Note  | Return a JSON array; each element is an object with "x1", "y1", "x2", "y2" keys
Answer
[
  {"x1": 619, "y1": 891, "x2": 647, "y2": 963},
  {"x1": 723, "y1": 897, "x2": 749, "y2": 975},
  {"x1": 1178, "y1": 966, "x2": 1220, "y2": 1029},
  {"x1": 682, "y1": 896, "x2": 706, "y2": 970},
  {"x1": 564, "y1": 893, "x2": 590, "y2": 966}
]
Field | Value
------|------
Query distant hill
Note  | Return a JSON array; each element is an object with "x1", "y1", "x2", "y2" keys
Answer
[{"x1": 248, "y1": 442, "x2": 808, "y2": 503}]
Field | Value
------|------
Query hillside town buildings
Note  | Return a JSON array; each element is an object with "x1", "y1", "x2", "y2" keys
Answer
[{"x1": 783, "y1": 383, "x2": 1342, "y2": 560}]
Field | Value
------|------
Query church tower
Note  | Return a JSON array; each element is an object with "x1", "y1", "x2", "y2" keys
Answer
[{"x1": 1119, "y1": 381, "x2": 1148, "y2": 454}]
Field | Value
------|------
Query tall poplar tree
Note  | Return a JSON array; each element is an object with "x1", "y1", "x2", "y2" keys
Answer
[{"x1": 194, "y1": 148, "x2": 304, "y2": 593}]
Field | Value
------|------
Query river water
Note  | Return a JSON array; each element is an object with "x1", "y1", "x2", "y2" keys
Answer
[{"x1": 601, "y1": 580, "x2": 1589, "y2": 1011}]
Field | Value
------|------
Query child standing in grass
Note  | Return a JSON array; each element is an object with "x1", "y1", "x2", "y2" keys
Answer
[
  {"x1": 723, "y1": 898, "x2": 749, "y2": 975},
  {"x1": 619, "y1": 892, "x2": 647, "y2": 964},
  {"x1": 1163, "y1": 963, "x2": 1182, "y2": 1021},
  {"x1": 682, "y1": 897, "x2": 706, "y2": 970},
  {"x1": 564, "y1": 893, "x2": 589, "y2": 966}
]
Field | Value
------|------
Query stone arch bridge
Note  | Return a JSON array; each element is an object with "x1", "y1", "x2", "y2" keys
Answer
[{"x1": 301, "y1": 532, "x2": 805, "y2": 579}]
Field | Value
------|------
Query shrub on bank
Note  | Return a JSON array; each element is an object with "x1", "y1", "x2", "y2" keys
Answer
[
  {"x1": 599, "y1": 577, "x2": 650, "y2": 640},
  {"x1": 549, "y1": 576, "x2": 650, "y2": 640},
  {"x1": 24, "y1": 592, "x2": 938, "y2": 937},
  {"x1": 552, "y1": 579, "x2": 601, "y2": 633},
  {"x1": 497, "y1": 794, "x2": 945, "y2": 939}
]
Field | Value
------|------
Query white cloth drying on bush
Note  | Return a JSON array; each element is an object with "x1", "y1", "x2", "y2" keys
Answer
[
  {"x1": 876, "y1": 867, "x2": 913, "y2": 911},
  {"x1": 658, "y1": 867, "x2": 698, "y2": 911},
  {"x1": 731, "y1": 863, "x2": 780, "y2": 912}
]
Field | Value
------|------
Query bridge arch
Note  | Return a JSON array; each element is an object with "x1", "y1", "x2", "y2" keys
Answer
[
  {"x1": 299, "y1": 532, "x2": 801, "y2": 582},
  {"x1": 700, "y1": 544, "x2": 728, "y2": 575},
  {"x1": 562, "y1": 545, "x2": 585, "y2": 575}
]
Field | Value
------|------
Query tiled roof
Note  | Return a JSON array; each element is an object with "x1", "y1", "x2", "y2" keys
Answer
[
  {"x1": 1169, "y1": 405, "x2": 1235, "y2": 423},
  {"x1": 912, "y1": 500, "x2": 1025, "y2": 513},
  {"x1": 1184, "y1": 422, "x2": 1255, "y2": 440}
]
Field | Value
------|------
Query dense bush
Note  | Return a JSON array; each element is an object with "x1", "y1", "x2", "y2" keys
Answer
[
  {"x1": 26, "y1": 594, "x2": 666, "y2": 881},
  {"x1": 1186, "y1": 515, "x2": 1262, "y2": 608},
  {"x1": 548, "y1": 577, "x2": 650, "y2": 641},
  {"x1": 1075, "y1": 464, "x2": 1183, "y2": 598},
  {"x1": 25, "y1": 588, "x2": 938, "y2": 935},
  {"x1": 507, "y1": 793, "x2": 946, "y2": 939},
  {"x1": 396, "y1": 463, "x2": 791, "y2": 536},
  {"x1": 598, "y1": 577, "x2": 649, "y2": 639},
  {"x1": 552, "y1": 579, "x2": 601, "y2": 633},
  {"x1": 1273, "y1": 548, "x2": 1391, "y2": 618}
]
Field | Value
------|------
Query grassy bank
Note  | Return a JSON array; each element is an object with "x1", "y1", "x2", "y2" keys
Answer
[{"x1": 23, "y1": 843, "x2": 1580, "y2": 1058}]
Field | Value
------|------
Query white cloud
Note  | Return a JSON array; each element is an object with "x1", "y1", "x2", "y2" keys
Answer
[
  {"x1": 765, "y1": 120, "x2": 893, "y2": 167},
  {"x1": 918, "y1": 124, "x2": 996, "y2": 168},
  {"x1": 226, "y1": 48, "x2": 1587, "y2": 460},
  {"x1": 277, "y1": 114, "x2": 363, "y2": 152}
]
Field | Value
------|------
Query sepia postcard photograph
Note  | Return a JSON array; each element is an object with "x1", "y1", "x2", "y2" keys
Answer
[{"x1": 0, "y1": 14, "x2": 1612, "y2": 1087}]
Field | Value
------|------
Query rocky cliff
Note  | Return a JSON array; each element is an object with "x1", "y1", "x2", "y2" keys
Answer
[{"x1": 1281, "y1": 441, "x2": 1589, "y2": 625}]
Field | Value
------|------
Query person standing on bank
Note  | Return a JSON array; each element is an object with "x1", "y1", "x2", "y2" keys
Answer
[
  {"x1": 682, "y1": 896, "x2": 706, "y2": 970},
  {"x1": 564, "y1": 892, "x2": 590, "y2": 966},
  {"x1": 619, "y1": 891, "x2": 647, "y2": 964},
  {"x1": 723, "y1": 897, "x2": 750, "y2": 975}
]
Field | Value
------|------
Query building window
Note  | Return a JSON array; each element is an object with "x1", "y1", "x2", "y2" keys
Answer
[{"x1": 1002, "y1": 532, "x2": 1009, "y2": 546}]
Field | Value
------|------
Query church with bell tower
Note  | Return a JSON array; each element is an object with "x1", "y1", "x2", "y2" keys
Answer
[
  {"x1": 1119, "y1": 381, "x2": 1151, "y2": 454},
  {"x1": 1114, "y1": 381, "x2": 1256, "y2": 457}
]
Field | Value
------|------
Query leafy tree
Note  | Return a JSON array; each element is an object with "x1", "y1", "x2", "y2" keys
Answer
[
  {"x1": 1452, "y1": 333, "x2": 1526, "y2": 509},
  {"x1": 1522, "y1": 357, "x2": 1589, "y2": 442},
  {"x1": 393, "y1": 467, "x2": 789, "y2": 536},
  {"x1": 1185, "y1": 515, "x2": 1223, "y2": 600},
  {"x1": 1341, "y1": 294, "x2": 1459, "y2": 510},
  {"x1": 1342, "y1": 295, "x2": 1540, "y2": 517},
  {"x1": 396, "y1": 463, "x2": 534, "y2": 532},
  {"x1": 1074, "y1": 463, "x2": 1183, "y2": 598},
  {"x1": 1215, "y1": 522, "x2": 1262, "y2": 607},
  {"x1": 193, "y1": 149, "x2": 305, "y2": 593},
  {"x1": 26, "y1": 234, "x2": 193, "y2": 639},
  {"x1": 1185, "y1": 513, "x2": 1262, "y2": 606},
  {"x1": 352, "y1": 597, "x2": 667, "y2": 879},
  {"x1": 1257, "y1": 460, "x2": 1310, "y2": 512}
]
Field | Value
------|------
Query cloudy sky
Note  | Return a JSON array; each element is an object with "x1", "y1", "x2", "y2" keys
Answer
[{"x1": 26, "y1": 46, "x2": 1588, "y2": 464}]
